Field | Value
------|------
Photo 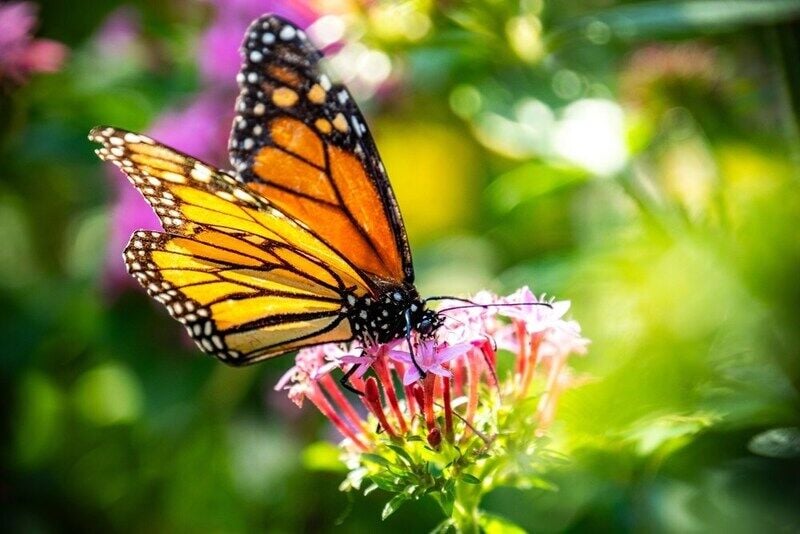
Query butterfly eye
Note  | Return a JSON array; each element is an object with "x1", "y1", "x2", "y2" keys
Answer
[{"x1": 416, "y1": 310, "x2": 440, "y2": 336}]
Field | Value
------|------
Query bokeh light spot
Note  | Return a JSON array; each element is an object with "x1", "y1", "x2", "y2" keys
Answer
[
  {"x1": 73, "y1": 362, "x2": 143, "y2": 426},
  {"x1": 450, "y1": 84, "x2": 482, "y2": 119}
]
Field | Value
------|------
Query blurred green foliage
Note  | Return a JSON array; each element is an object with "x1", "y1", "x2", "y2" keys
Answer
[{"x1": 2, "y1": 0, "x2": 800, "y2": 532}]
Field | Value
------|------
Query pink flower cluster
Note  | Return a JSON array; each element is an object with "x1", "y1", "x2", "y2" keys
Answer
[
  {"x1": 0, "y1": 2, "x2": 67, "y2": 84},
  {"x1": 276, "y1": 287, "x2": 589, "y2": 450}
]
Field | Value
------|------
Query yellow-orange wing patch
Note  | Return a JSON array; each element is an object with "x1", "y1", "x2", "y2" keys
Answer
[
  {"x1": 228, "y1": 15, "x2": 413, "y2": 286},
  {"x1": 91, "y1": 125, "x2": 364, "y2": 363},
  {"x1": 123, "y1": 230, "x2": 352, "y2": 362}
]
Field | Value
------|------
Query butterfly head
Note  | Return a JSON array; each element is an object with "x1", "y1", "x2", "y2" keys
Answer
[{"x1": 415, "y1": 307, "x2": 444, "y2": 338}]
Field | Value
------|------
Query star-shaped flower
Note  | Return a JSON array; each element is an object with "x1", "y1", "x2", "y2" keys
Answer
[{"x1": 389, "y1": 340, "x2": 473, "y2": 385}]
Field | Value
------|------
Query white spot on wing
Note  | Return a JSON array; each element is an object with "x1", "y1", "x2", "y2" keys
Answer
[{"x1": 279, "y1": 26, "x2": 296, "y2": 40}]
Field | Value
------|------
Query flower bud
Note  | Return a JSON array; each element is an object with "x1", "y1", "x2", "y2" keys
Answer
[{"x1": 427, "y1": 427, "x2": 442, "y2": 448}]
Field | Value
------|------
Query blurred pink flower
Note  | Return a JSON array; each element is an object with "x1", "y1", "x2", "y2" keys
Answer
[
  {"x1": 106, "y1": 180, "x2": 160, "y2": 289},
  {"x1": 497, "y1": 287, "x2": 571, "y2": 333},
  {"x1": 0, "y1": 1, "x2": 67, "y2": 83},
  {"x1": 437, "y1": 290, "x2": 500, "y2": 346},
  {"x1": 620, "y1": 43, "x2": 723, "y2": 110}
]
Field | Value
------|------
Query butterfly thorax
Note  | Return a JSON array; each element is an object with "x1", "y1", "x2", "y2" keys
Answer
[{"x1": 345, "y1": 285, "x2": 431, "y2": 344}]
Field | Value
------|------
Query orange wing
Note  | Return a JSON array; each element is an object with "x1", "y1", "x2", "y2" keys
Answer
[
  {"x1": 90, "y1": 126, "x2": 369, "y2": 363},
  {"x1": 228, "y1": 15, "x2": 413, "y2": 287}
]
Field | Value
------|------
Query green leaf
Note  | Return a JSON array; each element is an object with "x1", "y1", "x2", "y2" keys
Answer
[
  {"x1": 363, "y1": 483, "x2": 379, "y2": 496},
  {"x1": 624, "y1": 413, "x2": 716, "y2": 456},
  {"x1": 73, "y1": 363, "x2": 143, "y2": 426},
  {"x1": 432, "y1": 484, "x2": 455, "y2": 516},
  {"x1": 460, "y1": 473, "x2": 482, "y2": 485},
  {"x1": 430, "y1": 518, "x2": 455, "y2": 534},
  {"x1": 748, "y1": 427, "x2": 800, "y2": 459},
  {"x1": 13, "y1": 372, "x2": 64, "y2": 467},
  {"x1": 485, "y1": 161, "x2": 588, "y2": 215},
  {"x1": 369, "y1": 475, "x2": 404, "y2": 492},
  {"x1": 382, "y1": 493, "x2": 410, "y2": 520},
  {"x1": 522, "y1": 476, "x2": 558, "y2": 492},
  {"x1": 480, "y1": 513, "x2": 527, "y2": 534},
  {"x1": 387, "y1": 444, "x2": 415, "y2": 466},
  {"x1": 427, "y1": 461, "x2": 444, "y2": 478},
  {"x1": 301, "y1": 441, "x2": 346, "y2": 472},
  {"x1": 361, "y1": 453, "x2": 393, "y2": 468},
  {"x1": 552, "y1": 0, "x2": 800, "y2": 44}
]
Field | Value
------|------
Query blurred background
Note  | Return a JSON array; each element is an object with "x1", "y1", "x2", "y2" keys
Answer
[{"x1": 2, "y1": 0, "x2": 800, "y2": 531}]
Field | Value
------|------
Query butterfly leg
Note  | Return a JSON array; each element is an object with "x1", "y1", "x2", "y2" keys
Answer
[
  {"x1": 339, "y1": 363, "x2": 364, "y2": 396},
  {"x1": 404, "y1": 308, "x2": 426, "y2": 379}
]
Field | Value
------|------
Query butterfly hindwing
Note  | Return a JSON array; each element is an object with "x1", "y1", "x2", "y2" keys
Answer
[
  {"x1": 228, "y1": 14, "x2": 414, "y2": 286},
  {"x1": 91, "y1": 126, "x2": 363, "y2": 363},
  {"x1": 123, "y1": 230, "x2": 354, "y2": 363}
]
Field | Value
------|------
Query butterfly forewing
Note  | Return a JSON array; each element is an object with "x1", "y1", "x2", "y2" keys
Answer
[
  {"x1": 228, "y1": 14, "x2": 414, "y2": 286},
  {"x1": 91, "y1": 126, "x2": 363, "y2": 363}
]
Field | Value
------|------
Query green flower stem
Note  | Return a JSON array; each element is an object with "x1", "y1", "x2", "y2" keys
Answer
[{"x1": 452, "y1": 479, "x2": 483, "y2": 534}]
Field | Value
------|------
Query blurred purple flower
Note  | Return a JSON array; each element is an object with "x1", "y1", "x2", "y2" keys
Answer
[
  {"x1": 93, "y1": 6, "x2": 141, "y2": 57},
  {"x1": 200, "y1": 0, "x2": 320, "y2": 84},
  {"x1": 148, "y1": 91, "x2": 233, "y2": 166},
  {"x1": 0, "y1": 1, "x2": 67, "y2": 84},
  {"x1": 106, "y1": 180, "x2": 161, "y2": 289},
  {"x1": 104, "y1": 92, "x2": 233, "y2": 288},
  {"x1": 104, "y1": 0, "x2": 322, "y2": 291}
]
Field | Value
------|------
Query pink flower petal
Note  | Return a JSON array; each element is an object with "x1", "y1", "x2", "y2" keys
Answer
[
  {"x1": 428, "y1": 366, "x2": 453, "y2": 378},
  {"x1": 402, "y1": 366, "x2": 421, "y2": 386}
]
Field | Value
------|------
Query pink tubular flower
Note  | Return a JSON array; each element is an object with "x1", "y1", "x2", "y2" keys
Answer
[
  {"x1": 275, "y1": 345, "x2": 339, "y2": 407},
  {"x1": 281, "y1": 287, "x2": 589, "y2": 452},
  {"x1": 437, "y1": 290, "x2": 501, "y2": 346},
  {"x1": 279, "y1": 286, "x2": 588, "y2": 523},
  {"x1": 498, "y1": 286, "x2": 570, "y2": 331},
  {"x1": 0, "y1": 2, "x2": 67, "y2": 84},
  {"x1": 336, "y1": 339, "x2": 402, "y2": 379}
]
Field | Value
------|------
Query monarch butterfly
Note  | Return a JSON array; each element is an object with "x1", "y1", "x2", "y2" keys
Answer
[{"x1": 90, "y1": 14, "x2": 445, "y2": 372}]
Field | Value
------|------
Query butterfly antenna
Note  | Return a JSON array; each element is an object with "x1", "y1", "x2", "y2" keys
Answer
[
  {"x1": 425, "y1": 295, "x2": 553, "y2": 315},
  {"x1": 440, "y1": 313, "x2": 498, "y2": 353},
  {"x1": 425, "y1": 295, "x2": 481, "y2": 305}
]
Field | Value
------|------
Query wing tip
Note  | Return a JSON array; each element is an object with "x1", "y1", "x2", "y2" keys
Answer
[
  {"x1": 241, "y1": 13, "x2": 311, "y2": 54},
  {"x1": 88, "y1": 126, "x2": 154, "y2": 148}
]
